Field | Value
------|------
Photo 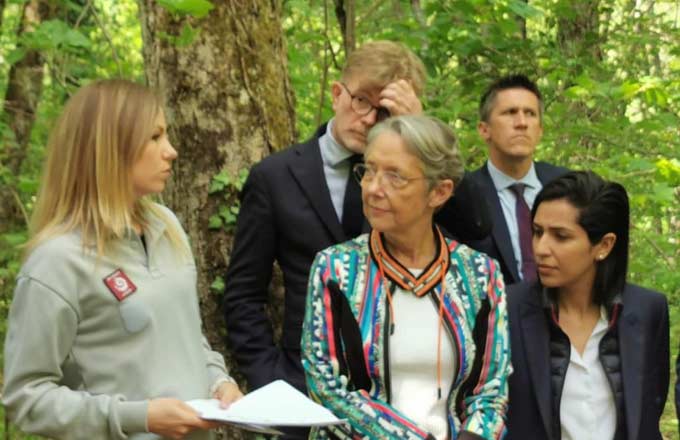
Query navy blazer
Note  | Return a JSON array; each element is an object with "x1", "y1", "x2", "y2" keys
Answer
[
  {"x1": 223, "y1": 125, "x2": 492, "y2": 393},
  {"x1": 465, "y1": 161, "x2": 568, "y2": 285},
  {"x1": 506, "y1": 282, "x2": 670, "y2": 440}
]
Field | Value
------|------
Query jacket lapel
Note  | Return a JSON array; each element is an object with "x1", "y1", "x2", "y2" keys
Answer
[
  {"x1": 519, "y1": 293, "x2": 554, "y2": 439},
  {"x1": 288, "y1": 134, "x2": 346, "y2": 243},
  {"x1": 480, "y1": 165, "x2": 519, "y2": 282},
  {"x1": 619, "y1": 290, "x2": 642, "y2": 440}
]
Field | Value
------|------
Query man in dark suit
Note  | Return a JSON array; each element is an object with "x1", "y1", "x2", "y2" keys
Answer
[
  {"x1": 466, "y1": 75, "x2": 567, "y2": 285},
  {"x1": 222, "y1": 40, "x2": 492, "y2": 417}
]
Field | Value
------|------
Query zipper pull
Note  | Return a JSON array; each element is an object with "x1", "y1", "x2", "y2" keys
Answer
[
  {"x1": 390, "y1": 323, "x2": 395, "y2": 335},
  {"x1": 437, "y1": 387, "x2": 442, "y2": 400}
]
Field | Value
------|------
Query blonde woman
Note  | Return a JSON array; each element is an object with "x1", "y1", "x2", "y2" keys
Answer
[{"x1": 2, "y1": 79, "x2": 242, "y2": 440}]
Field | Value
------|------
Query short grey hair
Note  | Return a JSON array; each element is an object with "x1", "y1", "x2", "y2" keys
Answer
[{"x1": 366, "y1": 115, "x2": 465, "y2": 187}]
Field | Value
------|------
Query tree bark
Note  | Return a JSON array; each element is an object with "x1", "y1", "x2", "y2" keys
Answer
[
  {"x1": 515, "y1": 0, "x2": 527, "y2": 40},
  {"x1": 333, "y1": 0, "x2": 355, "y2": 56},
  {"x1": 0, "y1": 0, "x2": 57, "y2": 233},
  {"x1": 557, "y1": 0, "x2": 602, "y2": 63},
  {"x1": 137, "y1": 1, "x2": 295, "y2": 437}
]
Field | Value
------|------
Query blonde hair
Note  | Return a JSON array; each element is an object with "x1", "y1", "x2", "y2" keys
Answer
[
  {"x1": 26, "y1": 79, "x2": 188, "y2": 258},
  {"x1": 342, "y1": 40, "x2": 427, "y2": 97},
  {"x1": 367, "y1": 115, "x2": 465, "y2": 187}
]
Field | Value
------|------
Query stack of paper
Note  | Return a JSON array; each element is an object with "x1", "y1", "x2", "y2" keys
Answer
[{"x1": 187, "y1": 380, "x2": 346, "y2": 434}]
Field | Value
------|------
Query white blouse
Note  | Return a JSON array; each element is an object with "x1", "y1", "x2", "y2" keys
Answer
[
  {"x1": 560, "y1": 308, "x2": 616, "y2": 440},
  {"x1": 389, "y1": 269, "x2": 457, "y2": 440}
]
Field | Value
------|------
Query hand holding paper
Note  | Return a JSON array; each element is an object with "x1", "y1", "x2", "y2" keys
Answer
[{"x1": 187, "y1": 380, "x2": 345, "y2": 430}]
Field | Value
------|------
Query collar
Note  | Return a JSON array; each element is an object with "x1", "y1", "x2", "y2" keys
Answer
[
  {"x1": 124, "y1": 202, "x2": 169, "y2": 246},
  {"x1": 487, "y1": 159, "x2": 541, "y2": 192},
  {"x1": 369, "y1": 226, "x2": 450, "y2": 297},
  {"x1": 540, "y1": 286, "x2": 624, "y2": 328},
  {"x1": 319, "y1": 118, "x2": 356, "y2": 167}
]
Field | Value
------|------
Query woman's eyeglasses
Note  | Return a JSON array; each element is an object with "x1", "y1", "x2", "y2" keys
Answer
[{"x1": 353, "y1": 163, "x2": 427, "y2": 190}]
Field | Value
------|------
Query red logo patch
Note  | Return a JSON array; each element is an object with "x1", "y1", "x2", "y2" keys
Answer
[{"x1": 103, "y1": 269, "x2": 137, "y2": 301}]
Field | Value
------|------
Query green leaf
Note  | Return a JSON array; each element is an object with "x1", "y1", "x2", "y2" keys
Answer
[
  {"x1": 208, "y1": 215, "x2": 223, "y2": 229},
  {"x1": 210, "y1": 276, "x2": 225, "y2": 294},
  {"x1": 27, "y1": 20, "x2": 91, "y2": 50},
  {"x1": 223, "y1": 212, "x2": 236, "y2": 225},
  {"x1": 176, "y1": 24, "x2": 199, "y2": 47},
  {"x1": 565, "y1": 85, "x2": 589, "y2": 99},
  {"x1": 6, "y1": 48, "x2": 26, "y2": 65},
  {"x1": 650, "y1": 183, "x2": 675, "y2": 204},
  {"x1": 157, "y1": 0, "x2": 214, "y2": 18},
  {"x1": 507, "y1": 0, "x2": 542, "y2": 19},
  {"x1": 17, "y1": 176, "x2": 39, "y2": 195},
  {"x1": 208, "y1": 180, "x2": 225, "y2": 194},
  {"x1": 213, "y1": 171, "x2": 232, "y2": 185},
  {"x1": 1, "y1": 232, "x2": 27, "y2": 247},
  {"x1": 619, "y1": 82, "x2": 640, "y2": 99}
]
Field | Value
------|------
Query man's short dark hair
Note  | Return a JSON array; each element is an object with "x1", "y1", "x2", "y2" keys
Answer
[
  {"x1": 479, "y1": 74, "x2": 543, "y2": 122},
  {"x1": 532, "y1": 171, "x2": 629, "y2": 306}
]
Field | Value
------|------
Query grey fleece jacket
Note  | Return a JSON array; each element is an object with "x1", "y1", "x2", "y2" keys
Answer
[{"x1": 2, "y1": 205, "x2": 232, "y2": 439}]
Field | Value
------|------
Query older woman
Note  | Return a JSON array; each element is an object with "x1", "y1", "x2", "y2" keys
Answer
[
  {"x1": 506, "y1": 171, "x2": 669, "y2": 440},
  {"x1": 301, "y1": 115, "x2": 511, "y2": 440},
  {"x1": 2, "y1": 79, "x2": 242, "y2": 439}
]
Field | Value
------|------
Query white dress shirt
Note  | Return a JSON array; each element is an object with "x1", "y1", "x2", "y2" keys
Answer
[
  {"x1": 560, "y1": 308, "x2": 616, "y2": 440},
  {"x1": 318, "y1": 119, "x2": 356, "y2": 221},
  {"x1": 486, "y1": 160, "x2": 542, "y2": 280}
]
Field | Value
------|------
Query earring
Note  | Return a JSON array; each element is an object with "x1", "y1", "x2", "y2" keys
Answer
[{"x1": 598, "y1": 254, "x2": 605, "y2": 261}]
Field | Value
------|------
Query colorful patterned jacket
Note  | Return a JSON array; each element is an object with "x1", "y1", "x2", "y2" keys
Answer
[{"x1": 301, "y1": 229, "x2": 511, "y2": 440}]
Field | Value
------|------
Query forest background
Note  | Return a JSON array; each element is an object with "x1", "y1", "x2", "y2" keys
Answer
[{"x1": 0, "y1": 0, "x2": 678, "y2": 439}]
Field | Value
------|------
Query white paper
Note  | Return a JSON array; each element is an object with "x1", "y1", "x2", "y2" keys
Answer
[{"x1": 187, "y1": 380, "x2": 346, "y2": 428}]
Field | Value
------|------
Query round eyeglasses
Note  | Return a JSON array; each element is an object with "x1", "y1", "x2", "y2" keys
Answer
[
  {"x1": 340, "y1": 83, "x2": 390, "y2": 122},
  {"x1": 353, "y1": 163, "x2": 428, "y2": 190}
]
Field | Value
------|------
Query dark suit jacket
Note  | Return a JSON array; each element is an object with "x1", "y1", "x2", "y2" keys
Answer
[
  {"x1": 223, "y1": 125, "x2": 492, "y2": 393},
  {"x1": 506, "y1": 282, "x2": 670, "y2": 440},
  {"x1": 465, "y1": 161, "x2": 568, "y2": 285}
]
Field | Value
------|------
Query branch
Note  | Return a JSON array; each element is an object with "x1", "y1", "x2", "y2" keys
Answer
[
  {"x1": 642, "y1": 234, "x2": 674, "y2": 271},
  {"x1": 90, "y1": 1, "x2": 122, "y2": 76},
  {"x1": 11, "y1": 187, "x2": 29, "y2": 227},
  {"x1": 73, "y1": 0, "x2": 91, "y2": 29},
  {"x1": 356, "y1": 0, "x2": 384, "y2": 27},
  {"x1": 410, "y1": 0, "x2": 426, "y2": 28},
  {"x1": 316, "y1": 0, "x2": 331, "y2": 127}
]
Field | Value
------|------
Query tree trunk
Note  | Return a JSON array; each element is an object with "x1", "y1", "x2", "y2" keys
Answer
[
  {"x1": 515, "y1": 0, "x2": 527, "y2": 40},
  {"x1": 0, "y1": 0, "x2": 56, "y2": 233},
  {"x1": 0, "y1": 0, "x2": 6, "y2": 28},
  {"x1": 137, "y1": 1, "x2": 295, "y2": 437},
  {"x1": 557, "y1": 0, "x2": 602, "y2": 63},
  {"x1": 333, "y1": 0, "x2": 356, "y2": 56}
]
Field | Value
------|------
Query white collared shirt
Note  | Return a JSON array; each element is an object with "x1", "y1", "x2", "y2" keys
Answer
[
  {"x1": 318, "y1": 119, "x2": 356, "y2": 221},
  {"x1": 486, "y1": 160, "x2": 542, "y2": 280},
  {"x1": 560, "y1": 308, "x2": 616, "y2": 440}
]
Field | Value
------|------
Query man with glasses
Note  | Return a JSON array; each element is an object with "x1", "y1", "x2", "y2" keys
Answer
[{"x1": 222, "y1": 43, "x2": 489, "y2": 432}]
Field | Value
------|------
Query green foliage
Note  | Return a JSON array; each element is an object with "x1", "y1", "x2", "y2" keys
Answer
[
  {"x1": 157, "y1": 0, "x2": 214, "y2": 18},
  {"x1": 1, "y1": 0, "x2": 680, "y2": 436},
  {"x1": 210, "y1": 275, "x2": 225, "y2": 296},
  {"x1": 207, "y1": 169, "x2": 248, "y2": 232},
  {"x1": 158, "y1": 23, "x2": 200, "y2": 46}
]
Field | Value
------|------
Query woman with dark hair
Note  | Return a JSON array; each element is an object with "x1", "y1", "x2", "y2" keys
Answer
[{"x1": 506, "y1": 170, "x2": 669, "y2": 440}]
